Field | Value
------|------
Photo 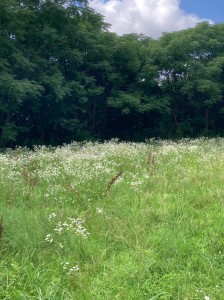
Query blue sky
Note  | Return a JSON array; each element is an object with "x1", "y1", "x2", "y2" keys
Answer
[
  {"x1": 90, "y1": 0, "x2": 223, "y2": 37},
  {"x1": 180, "y1": 0, "x2": 224, "y2": 23}
]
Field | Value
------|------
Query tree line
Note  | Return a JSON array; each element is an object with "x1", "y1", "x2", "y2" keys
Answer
[{"x1": 1, "y1": 0, "x2": 224, "y2": 147}]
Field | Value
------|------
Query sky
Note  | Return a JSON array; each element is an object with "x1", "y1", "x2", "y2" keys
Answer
[
  {"x1": 180, "y1": 0, "x2": 224, "y2": 23},
  {"x1": 89, "y1": 0, "x2": 224, "y2": 38}
]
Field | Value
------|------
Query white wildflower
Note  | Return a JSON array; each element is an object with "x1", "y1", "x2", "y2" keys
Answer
[
  {"x1": 68, "y1": 265, "x2": 80, "y2": 275},
  {"x1": 48, "y1": 212, "x2": 56, "y2": 221},
  {"x1": 96, "y1": 207, "x2": 103, "y2": 214},
  {"x1": 62, "y1": 261, "x2": 69, "y2": 270},
  {"x1": 45, "y1": 233, "x2": 53, "y2": 243}
]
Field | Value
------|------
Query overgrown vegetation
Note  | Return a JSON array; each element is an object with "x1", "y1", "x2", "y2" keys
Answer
[
  {"x1": 1, "y1": 1, "x2": 224, "y2": 146},
  {"x1": 1, "y1": 139, "x2": 224, "y2": 299}
]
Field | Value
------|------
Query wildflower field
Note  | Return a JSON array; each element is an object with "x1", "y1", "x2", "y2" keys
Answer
[{"x1": 0, "y1": 139, "x2": 224, "y2": 299}]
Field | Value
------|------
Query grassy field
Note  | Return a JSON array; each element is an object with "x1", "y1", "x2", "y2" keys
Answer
[{"x1": 0, "y1": 138, "x2": 224, "y2": 299}]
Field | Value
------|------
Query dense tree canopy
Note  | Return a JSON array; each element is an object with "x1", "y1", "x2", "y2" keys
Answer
[{"x1": 1, "y1": 0, "x2": 224, "y2": 147}]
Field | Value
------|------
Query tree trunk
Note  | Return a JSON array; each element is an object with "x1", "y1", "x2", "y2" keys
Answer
[
  {"x1": 91, "y1": 101, "x2": 96, "y2": 134},
  {"x1": 205, "y1": 108, "x2": 208, "y2": 131}
]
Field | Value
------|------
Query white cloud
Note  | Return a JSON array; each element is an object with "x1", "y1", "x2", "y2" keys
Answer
[{"x1": 90, "y1": 0, "x2": 213, "y2": 38}]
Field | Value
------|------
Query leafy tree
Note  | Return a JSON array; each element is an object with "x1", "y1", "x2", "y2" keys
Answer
[
  {"x1": 2, "y1": 1, "x2": 224, "y2": 145},
  {"x1": 150, "y1": 22, "x2": 224, "y2": 137},
  {"x1": 0, "y1": 0, "x2": 107, "y2": 145}
]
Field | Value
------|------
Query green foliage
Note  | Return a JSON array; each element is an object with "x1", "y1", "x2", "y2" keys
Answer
[{"x1": 1, "y1": 0, "x2": 224, "y2": 145}]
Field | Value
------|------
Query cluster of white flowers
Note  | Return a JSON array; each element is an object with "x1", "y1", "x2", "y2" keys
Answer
[
  {"x1": 53, "y1": 217, "x2": 90, "y2": 238},
  {"x1": 62, "y1": 261, "x2": 80, "y2": 276},
  {"x1": 45, "y1": 213, "x2": 90, "y2": 250},
  {"x1": 196, "y1": 289, "x2": 211, "y2": 300},
  {"x1": 45, "y1": 233, "x2": 53, "y2": 243},
  {"x1": 48, "y1": 212, "x2": 57, "y2": 221},
  {"x1": 67, "y1": 265, "x2": 80, "y2": 275}
]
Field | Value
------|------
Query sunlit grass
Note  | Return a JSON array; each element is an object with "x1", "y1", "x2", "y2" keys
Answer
[{"x1": 0, "y1": 138, "x2": 224, "y2": 299}]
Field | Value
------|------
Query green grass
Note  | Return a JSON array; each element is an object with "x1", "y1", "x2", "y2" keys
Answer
[{"x1": 0, "y1": 139, "x2": 224, "y2": 299}]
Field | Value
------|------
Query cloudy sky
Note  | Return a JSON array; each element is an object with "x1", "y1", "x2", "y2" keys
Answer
[{"x1": 90, "y1": 0, "x2": 223, "y2": 38}]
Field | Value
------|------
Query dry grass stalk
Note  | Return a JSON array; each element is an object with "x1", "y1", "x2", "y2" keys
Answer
[
  {"x1": 105, "y1": 171, "x2": 124, "y2": 196},
  {"x1": 64, "y1": 184, "x2": 80, "y2": 198},
  {"x1": 8, "y1": 185, "x2": 16, "y2": 208},
  {"x1": 23, "y1": 166, "x2": 29, "y2": 188},
  {"x1": 29, "y1": 173, "x2": 39, "y2": 189},
  {"x1": 0, "y1": 217, "x2": 3, "y2": 241},
  {"x1": 22, "y1": 166, "x2": 39, "y2": 190},
  {"x1": 147, "y1": 153, "x2": 154, "y2": 173}
]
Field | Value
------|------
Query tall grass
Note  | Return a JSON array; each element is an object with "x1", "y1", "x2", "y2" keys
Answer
[{"x1": 0, "y1": 139, "x2": 224, "y2": 299}]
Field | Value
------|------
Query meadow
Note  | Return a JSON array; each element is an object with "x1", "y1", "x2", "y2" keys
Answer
[{"x1": 0, "y1": 138, "x2": 224, "y2": 299}]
